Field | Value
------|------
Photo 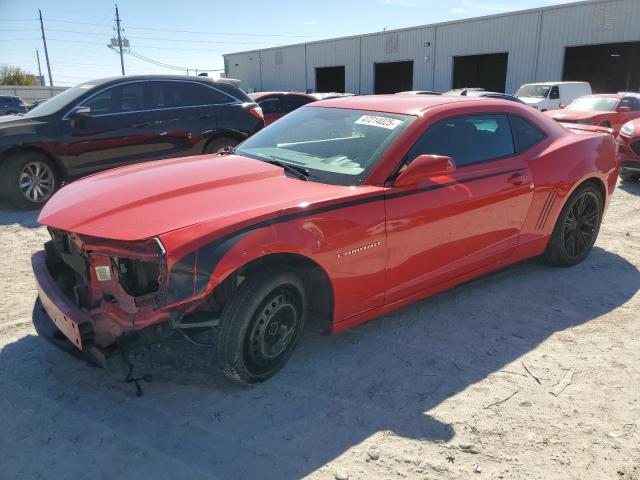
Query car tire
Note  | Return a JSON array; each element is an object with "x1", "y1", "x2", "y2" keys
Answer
[
  {"x1": 620, "y1": 170, "x2": 639, "y2": 182},
  {"x1": 544, "y1": 183, "x2": 603, "y2": 267},
  {"x1": 1, "y1": 152, "x2": 58, "y2": 210},
  {"x1": 6, "y1": 110, "x2": 18, "y2": 115},
  {"x1": 215, "y1": 270, "x2": 306, "y2": 386},
  {"x1": 203, "y1": 137, "x2": 239, "y2": 154}
]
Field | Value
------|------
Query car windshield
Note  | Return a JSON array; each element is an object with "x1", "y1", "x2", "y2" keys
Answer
[
  {"x1": 515, "y1": 85, "x2": 551, "y2": 98},
  {"x1": 23, "y1": 83, "x2": 96, "y2": 117},
  {"x1": 235, "y1": 107, "x2": 414, "y2": 185},
  {"x1": 565, "y1": 97, "x2": 618, "y2": 112}
]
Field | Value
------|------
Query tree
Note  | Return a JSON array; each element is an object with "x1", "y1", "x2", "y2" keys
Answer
[{"x1": 0, "y1": 65, "x2": 38, "y2": 86}]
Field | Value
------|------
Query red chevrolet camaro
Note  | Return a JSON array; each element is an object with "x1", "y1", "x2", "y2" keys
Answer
[
  {"x1": 617, "y1": 118, "x2": 640, "y2": 182},
  {"x1": 32, "y1": 95, "x2": 618, "y2": 385}
]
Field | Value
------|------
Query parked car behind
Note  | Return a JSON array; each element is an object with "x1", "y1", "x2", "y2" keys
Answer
[
  {"x1": 515, "y1": 81, "x2": 592, "y2": 111},
  {"x1": 0, "y1": 95, "x2": 29, "y2": 116},
  {"x1": 31, "y1": 94, "x2": 618, "y2": 385},
  {"x1": 444, "y1": 89, "x2": 524, "y2": 103},
  {"x1": 617, "y1": 118, "x2": 640, "y2": 181},
  {"x1": 396, "y1": 91, "x2": 441, "y2": 95},
  {"x1": 249, "y1": 91, "x2": 317, "y2": 125},
  {"x1": 545, "y1": 94, "x2": 640, "y2": 135},
  {"x1": 310, "y1": 92, "x2": 355, "y2": 101},
  {"x1": 27, "y1": 98, "x2": 48, "y2": 111},
  {"x1": 0, "y1": 75, "x2": 263, "y2": 209}
]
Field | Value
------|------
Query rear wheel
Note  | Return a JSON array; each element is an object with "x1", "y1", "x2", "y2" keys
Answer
[
  {"x1": 203, "y1": 137, "x2": 239, "y2": 154},
  {"x1": 544, "y1": 183, "x2": 603, "y2": 267},
  {"x1": 1, "y1": 152, "x2": 58, "y2": 209},
  {"x1": 215, "y1": 270, "x2": 306, "y2": 385}
]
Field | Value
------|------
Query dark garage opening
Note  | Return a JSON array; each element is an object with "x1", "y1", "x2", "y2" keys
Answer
[
  {"x1": 374, "y1": 61, "x2": 413, "y2": 94},
  {"x1": 316, "y1": 66, "x2": 346, "y2": 93},
  {"x1": 563, "y1": 42, "x2": 640, "y2": 93},
  {"x1": 452, "y1": 53, "x2": 508, "y2": 93}
]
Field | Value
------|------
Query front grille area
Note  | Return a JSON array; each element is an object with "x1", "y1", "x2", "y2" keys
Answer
[
  {"x1": 630, "y1": 140, "x2": 640, "y2": 157},
  {"x1": 45, "y1": 229, "x2": 92, "y2": 308}
]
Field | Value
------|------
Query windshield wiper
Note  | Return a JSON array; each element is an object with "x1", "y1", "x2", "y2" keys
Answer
[{"x1": 254, "y1": 154, "x2": 309, "y2": 181}]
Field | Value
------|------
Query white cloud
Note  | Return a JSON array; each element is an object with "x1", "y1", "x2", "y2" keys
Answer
[{"x1": 303, "y1": 20, "x2": 318, "y2": 25}]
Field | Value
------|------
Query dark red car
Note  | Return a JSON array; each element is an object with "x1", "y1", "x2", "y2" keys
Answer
[
  {"x1": 617, "y1": 118, "x2": 640, "y2": 181},
  {"x1": 248, "y1": 91, "x2": 316, "y2": 125},
  {"x1": 545, "y1": 94, "x2": 640, "y2": 135},
  {"x1": 32, "y1": 95, "x2": 618, "y2": 385}
]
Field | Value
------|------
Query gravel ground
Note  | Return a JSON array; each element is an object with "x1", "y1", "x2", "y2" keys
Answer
[{"x1": 0, "y1": 181, "x2": 639, "y2": 480}]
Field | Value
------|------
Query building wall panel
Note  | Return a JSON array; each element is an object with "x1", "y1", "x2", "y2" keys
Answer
[{"x1": 306, "y1": 38, "x2": 361, "y2": 93}]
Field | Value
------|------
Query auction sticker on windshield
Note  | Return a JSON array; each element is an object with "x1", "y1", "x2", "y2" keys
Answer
[{"x1": 355, "y1": 115, "x2": 403, "y2": 129}]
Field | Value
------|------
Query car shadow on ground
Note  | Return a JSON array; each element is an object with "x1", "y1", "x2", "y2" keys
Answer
[
  {"x1": 0, "y1": 201, "x2": 40, "y2": 228},
  {"x1": 618, "y1": 179, "x2": 640, "y2": 195},
  {"x1": 1, "y1": 247, "x2": 638, "y2": 479}
]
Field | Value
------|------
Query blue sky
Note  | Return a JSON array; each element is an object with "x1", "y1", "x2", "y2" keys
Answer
[{"x1": 0, "y1": 0, "x2": 576, "y2": 86}]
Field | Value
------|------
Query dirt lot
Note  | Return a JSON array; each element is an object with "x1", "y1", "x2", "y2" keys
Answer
[{"x1": 1, "y1": 181, "x2": 639, "y2": 480}]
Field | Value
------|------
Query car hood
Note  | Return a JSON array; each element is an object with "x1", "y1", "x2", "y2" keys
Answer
[
  {"x1": 545, "y1": 110, "x2": 606, "y2": 122},
  {"x1": 0, "y1": 115, "x2": 38, "y2": 129},
  {"x1": 38, "y1": 154, "x2": 356, "y2": 241},
  {"x1": 519, "y1": 97, "x2": 545, "y2": 106}
]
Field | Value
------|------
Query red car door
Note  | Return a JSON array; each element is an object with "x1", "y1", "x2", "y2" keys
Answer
[
  {"x1": 259, "y1": 95, "x2": 286, "y2": 126},
  {"x1": 384, "y1": 113, "x2": 536, "y2": 303}
]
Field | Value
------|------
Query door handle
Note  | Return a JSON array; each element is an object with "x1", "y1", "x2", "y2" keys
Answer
[
  {"x1": 199, "y1": 114, "x2": 210, "y2": 120},
  {"x1": 133, "y1": 121, "x2": 149, "y2": 128},
  {"x1": 509, "y1": 173, "x2": 527, "y2": 186}
]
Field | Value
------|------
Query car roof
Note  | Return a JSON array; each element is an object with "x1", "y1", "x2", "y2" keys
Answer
[
  {"x1": 250, "y1": 91, "x2": 311, "y2": 98},
  {"x1": 76, "y1": 74, "x2": 236, "y2": 87},
  {"x1": 523, "y1": 81, "x2": 590, "y2": 86},
  {"x1": 310, "y1": 94, "x2": 494, "y2": 115}
]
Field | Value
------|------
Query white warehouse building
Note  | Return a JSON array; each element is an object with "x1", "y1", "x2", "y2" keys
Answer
[{"x1": 223, "y1": 0, "x2": 640, "y2": 96}]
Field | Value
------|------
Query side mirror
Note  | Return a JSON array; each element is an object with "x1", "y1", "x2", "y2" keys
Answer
[
  {"x1": 70, "y1": 106, "x2": 92, "y2": 120},
  {"x1": 393, "y1": 154, "x2": 456, "y2": 187},
  {"x1": 618, "y1": 106, "x2": 631, "y2": 113}
]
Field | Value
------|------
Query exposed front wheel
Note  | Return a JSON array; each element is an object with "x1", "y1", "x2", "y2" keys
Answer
[
  {"x1": 215, "y1": 271, "x2": 306, "y2": 385},
  {"x1": 544, "y1": 183, "x2": 603, "y2": 267}
]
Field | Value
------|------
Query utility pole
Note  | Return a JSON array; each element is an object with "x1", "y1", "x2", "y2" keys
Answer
[
  {"x1": 36, "y1": 49, "x2": 42, "y2": 76},
  {"x1": 38, "y1": 9, "x2": 53, "y2": 86},
  {"x1": 115, "y1": 4, "x2": 125, "y2": 75},
  {"x1": 36, "y1": 49, "x2": 43, "y2": 86}
]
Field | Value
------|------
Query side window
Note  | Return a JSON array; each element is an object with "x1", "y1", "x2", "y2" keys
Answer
[
  {"x1": 284, "y1": 95, "x2": 313, "y2": 112},
  {"x1": 84, "y1": 88, "x2": 115, "y2": 115},
  {"x1": 83, "y1": 83, "x2": 146, "y2": 115},
  {"x1": 509, "y1": 115, "x2": 545, "y2": 153},
  {"x1": 407, "y1": 114, "x2": 515, "y2": 167},
  {"x1": 620, "y1": 97, "x2": 639, "y2": 111},
  {"x1": 549, "y1": 86, "x2": 560, "y2": 100},
  {"x1": 119, "y1": 83, "x2": 146, "y2": 112},
  {"x1": 259, "y1": 97, "x2": 284, "y2": 115},
  {"x1": 154, "y1": 82, "x2": 229, "y2": 109}
]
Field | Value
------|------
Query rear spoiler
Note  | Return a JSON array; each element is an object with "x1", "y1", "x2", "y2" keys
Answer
[{"x1": 559, "y1": 122, "x2": 614, "y2": 136}]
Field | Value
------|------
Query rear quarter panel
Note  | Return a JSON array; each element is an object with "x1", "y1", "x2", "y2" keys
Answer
[{"x1": 521, "y1": 129, "x2": 617, "y2": 242}]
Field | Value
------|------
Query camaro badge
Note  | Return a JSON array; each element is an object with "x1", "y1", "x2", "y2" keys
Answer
[
  {"x1": 95, "y1": 266, "x2": 112, "y2": 281},
  {"x1": 337, "y1": 241, "x2": 381, "y2": 259}
]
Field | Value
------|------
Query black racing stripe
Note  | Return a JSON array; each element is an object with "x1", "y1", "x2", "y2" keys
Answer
[
  {"x1": 165, "y1": 167, "x2": 524, "y2": 303},
  {"x1": 385, "y1": 167, "x2": 524, "y2": 200},
  {"x1": 166, "y1": 251, "x2": 197, "y2": 305}
]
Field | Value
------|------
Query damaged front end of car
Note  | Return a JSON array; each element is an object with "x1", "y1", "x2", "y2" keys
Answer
[{"x1": 31, "y1": 228, "x2": 171, "y2": 366}]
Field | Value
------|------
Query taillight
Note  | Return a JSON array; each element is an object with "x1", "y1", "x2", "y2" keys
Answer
[{"x1": 249, "y1": 106, "x2": 264, "y2": 120}]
